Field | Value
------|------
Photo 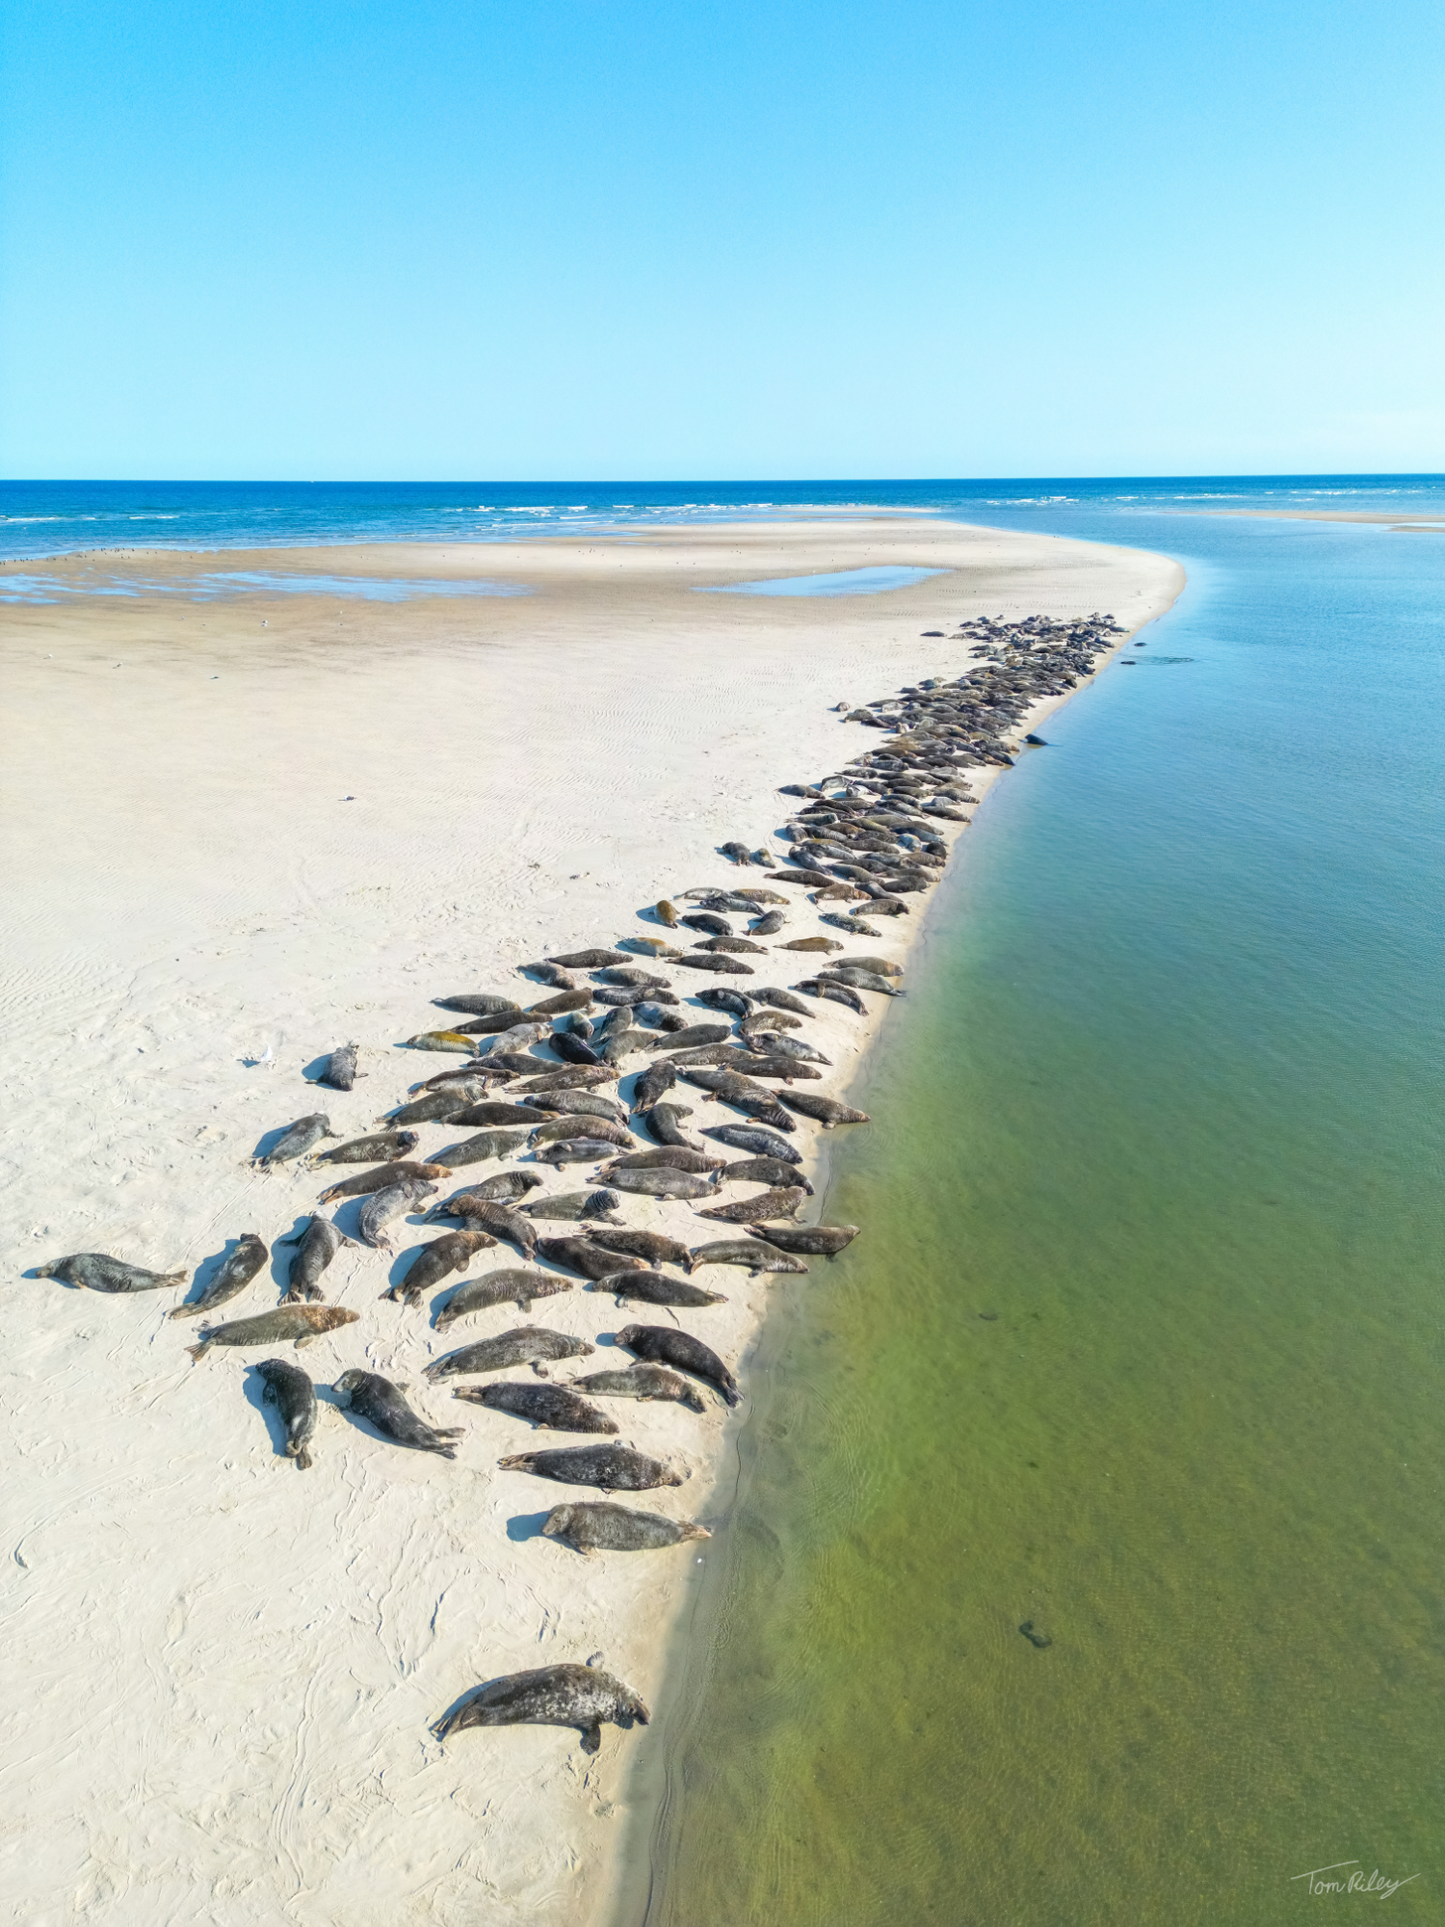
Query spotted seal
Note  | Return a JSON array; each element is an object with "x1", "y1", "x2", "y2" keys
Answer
[
  {"x1": 383, "y1": 1229, "x2": 495, "y2": 1305},
  {"x1": 520, "y1": 1188, "x2": 623, "y2": 1222},
  {"x1": 36, "y1": 1252, "x2": 187, "y2": 1294},
  {"x1": 618, "y1": 1323, "x2": 740, "y2": 1405},
  {"x1": 186, "y1": 1303, "x2": 359, "y2": 1360},
  {"x1": 435, "y1": 1268, "x2": 572, "y2": 1329},
  {"x1": 497, "y1": 1442, "x2": 685, "y2": 1491},
  {"x1": 254, "y1": 1358, "x2": 318, "y2": 1469},
  {"x1": 542, "y1": 1502, "x2": 710, "y2": 1555},
  {"x1": 334, "y1": 1368, "x2": 465, "y2": 1457},
  {"x1": 453, "y1": 1381, "x2": 618, "y2": 1433},
  {"x1": 424, "y1": 1326, "x2": 594, "y2": 1380},
  {"x1": 279, "y1": 1215, "x2": 356, "y2": 1301},
  {"x1": 432, "y1": 1661, "x2": 649, "y2": 1752},
  {"x1": 169, "y1": 1234, "x2": 268, "y2": 1319}
]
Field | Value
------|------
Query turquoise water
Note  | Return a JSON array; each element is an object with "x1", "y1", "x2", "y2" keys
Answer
[
  {"x1": 0, "y1": 569, "x2": 529, "y2": 603},
  {"x1": 624, "y1": 515, "x2": 1445, "y2": 1923},
  {"x1": 696, "y1": 564, "x2": 951, "y2": 596}
]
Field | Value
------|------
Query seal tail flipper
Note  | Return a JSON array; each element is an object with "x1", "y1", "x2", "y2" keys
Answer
[
  {"x1": 579, "y1": 1724, "x2": 602, "y2": 1755},
  {"x1": 162, "y1": 1270, "x2": 189, "y2": 1286},
  {"x1": 185, "y1": 1342, "x2": 210, "y2": 1362},
  {"x1": 294, "y1": 1447, "x2": 313, "y2": 1470},
  {"x1": 679, "y1": 1522, "x2": 712, "y2": 1542}
]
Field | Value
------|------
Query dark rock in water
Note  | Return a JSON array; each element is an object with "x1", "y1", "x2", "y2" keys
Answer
[{"x1": 1019, "y1": 1621, "x2": 1053, "y2": 1649}]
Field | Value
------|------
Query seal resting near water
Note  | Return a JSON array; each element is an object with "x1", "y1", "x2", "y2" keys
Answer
[
  {"x1": 542, "y1": 1502, "x2": 710, "y2": 1555},
  {"x1": 432, "y1": 1661, "x2": 649, "y2": 1753},
  {"x1": 498, "y1": 1441, "x2": 685, "y2": 1490},
  {"x1": 618, "y1": 1323, "x2": 740, "y2": 1405},
  {"x1": 453, "y1": 1381, "x2": 618, "y2": 1433}
]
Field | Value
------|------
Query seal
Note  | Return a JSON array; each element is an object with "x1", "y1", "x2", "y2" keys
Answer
[
  {"x1": 737, "y1": 1010, "x2": 802, "y2": 1039},
  {"x1": 749, "y1": 1222, "x2": 859, "y2": 1256},
  {"x1": 618, "y1": 1323, "x2": 740, "y2": 1405},
  {"x1": 316, "y1": 1042, "x2": 363, "y2": 1091},
  {"x1": 822, "y1": 967, "x2": 904, "y2": 996},
  {"x1": 432, "y1": 1661, "x2": 649, "y2": 1753},
  {"x1": 550, "y1": 1030, "x2": 604, "y2": 1067},
  {"x1": 474, "y1": 1021, "x2": 550, "y2": 1052},
  {"x1": 382, "y1": 1229, "x2": 496, "y2": 1306},
  {"x1": 721, "y1": 1155, "x2": 814, "y2": 1193},
  {"x1": 439, "y1": 1169, "x2": 543, "y2": 1205},
  {"x1": 679, "y1": 912, "x2": 731, "y2": 936},
  {"x1": 36, "y1": 1252, "x2": 187, "y2": 1294},
  {"x1": 446, "y1": 1101, "x2": 552, "y2": 1128},
  {"x1": 521, "y1": 962, "x2": 577, "y2": 990},
  {"x1": 535, "y1": 1235, "x2": 647, "y2": 1281},
  {"x1": 526, "y1": 988, "x2": 594, "y2": 1016},
  {"x1": 675, "y1": 953, "x2": 754, "y2": 974},
  {"x1": 641, "y1": 1100, "x2": 699, "y2": 1148},
  {"x1": 546, "y1": 948, "x2": 629, "y2": 969},
  {"x1": 520, "y1": 1188, "x2": 623, "y2": 1222},
  {"x1": 435, "y1": 1268, "x2": 571, "y2": 1329},
  {"x1": 386, "y1": 1090, "x2": 477, "y2": 1126},
  {"x1": 542, "y1": 1502, "x2": 710, "y2": 1555},
  {"x1": 695, "y1": 1186, "x2": 807, "y2": 1224},
  {"x1": 796, "y1": 977, "x2": 867, "y2": 1013},
  {"x1": 840, "y1": 955, "x2": 904, "y2": 977},
  {"x1": 593, "y1": 983, "x2": 680, "y2": 1008},
  {"x1": 604, "y1": 1147, "x2": 722, "y2": 1177},
  {"x1": 333, "y1": 1368, "x2": 465, "y2": 1457},
  {"x1": 497, "y1": 1443, "x2": 685, "y2": 1491},
  {"x1": 633, "y1": 1061, "x2": 679, "y2": 1111},
  {"x1": 780, "y1": 936, "x2": 844, "y2": 953},
  {"x1": 653, "y1": 899, "x2": 680, "y2": 926},
  {"x1": 254, "y1": 1357, "x2": 318, "y2": 1468},
  {"x1": 531, "y1": 1113, "x2": 634, "y2": 1149},
  {"x1": 526, "y1": 1089, "x2": 628, "y2": 1124},
  {"x1": 455, "y1": 1007, "x2": 546, "y2": 1036},
  {"x1": 583, "y1": 1227, "x2": 692, "y2": 1271},
  {"x1": 407, "y1": 1031, "x2": 482, "y2": 1054},
  {"x1": 453, "y1": 1381, "x2": 619, "y2": 1433},
  {"x1": 607, "y1": 1166, "x2": 721, "y2": 1200},
  {"x1": 186, "y1": 1304, "x2": 359, "y2": 1361},
  {"x1": 435, "y1": 993, "x2": 523, "y2": 1015},
  {"x1": 745, "y1": 1033, "x2": 831, "y2": 1064},
  {"x1": 748, "y1": 909, "x2": 786, "y2": 935},
  {"x1": 778, "y1": 1090, "x2": 871, "y2": 1127},
  {"x1": 512, "y1": 1065, "x2": 619, "y2": 1094},
  {"x1": 751, "y1": 986, "x2": 814, "y2": 1017},
  {"x1": 533, "y1": 1137, "x2": 627, "y2": 1166},
  {"x1": 169, "y1": 1233, "x2": 268, "y2": 1319},
  {"x1": 431, "y1": 1128, "x2": 531, "y2": 1169},
  {"x1": 259, "y1": 1113, "x2": 336, "y2": 1166},
  {"x1": 703, "y1": 1123, "x2": 801, "y2": 1161},
  {"x1": 568, "y1": 1364, "x2": 707, "y2": 1413},
  {"x1": 599, "y1": 1028, "x2": 654, "y2": 1063},
  {"x1": 590, "y1": 1270, "x2": 727, "y2": 1309},
  {"x1": 821, "y1": 913, "x2": 881, "y2": 937},
  {"x1": 689, "y1": 1238, "x2": 809, "y2": 1274},
  {"x1": 695, "y1": 987, "x2": 754, "y2": 1017},
  {"x1": 645, "y1": 1023, "x2": 731, "y2": 1053},
  {"x1": 280, "y1": 1215, "x2": 356, "y2": 1301},
  {"x1": 315, "y1": 1129, "x2": 421, "y2": 1165},
  {"x1": 359, "y1": 1178, "x2": 438, "y2": 1250},
  {"x1": 424, "y1": 1326, "x2": 595, "y2": 1380},
  {"x1": 428, "y1": 1194, "x2": 538, "y2": 1253}
]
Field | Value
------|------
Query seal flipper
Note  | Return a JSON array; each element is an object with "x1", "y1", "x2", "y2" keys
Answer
[
  {"x1": 580, "y1": 1723, "x2": 602, "y2": 1755},
  {"x1": 293, "y1": 1446, "x2": 313, "y2": 1470}
]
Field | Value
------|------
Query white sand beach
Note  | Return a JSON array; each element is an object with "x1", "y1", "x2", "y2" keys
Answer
[{"x1": 0, "y1": 519, "x2": 1181, "y2": 1925}]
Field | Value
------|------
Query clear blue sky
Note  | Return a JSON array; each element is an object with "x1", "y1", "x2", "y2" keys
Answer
[{"x1": 3, "y1": 0, "x2": 1441, "y2": 480}]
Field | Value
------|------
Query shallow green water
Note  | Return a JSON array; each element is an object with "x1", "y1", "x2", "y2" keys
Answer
[{"x1": 624, "y1": 519, "x2": 1445, "y2": 1925}]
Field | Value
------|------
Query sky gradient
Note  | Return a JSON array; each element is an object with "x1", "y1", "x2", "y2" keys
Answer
[{"x1": 3, "y1": 0, "x2": 1442, "y2": 479}]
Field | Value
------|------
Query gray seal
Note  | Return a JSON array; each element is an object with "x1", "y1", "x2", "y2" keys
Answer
[
  {"x1": 333, "y1": 1368, "x2": 465, "y2": 1457},
  {"x1": 186, "y1": 1304, "x2": 359, "y2": 1361},
  {"x1": 424, "y1": 1326, "x2": 594, "y2": 1380},
  {"x1": 533, "y1": 1137, "x2": 625, "y2": 1166},
  {"x1": 260, "y1": 1114, "x2": 336, "y2": 1166},
  {"x1": 317, "y1": 1160, "x2": 451, "y2": 1202},
  {"x1": 585, "y1": 1226, "x2": 696, "y2": 1270},
  {"x1": 702, "y1": 1123, "x2": 800, "y2": 1162},
  {"x1": 435, "y1": 993, "x2": 524, "y2": 1014},
  {"x1": 606, "y1": 1166, "x2": 720, "y2": 1200},
  {"x1": 452, "y1": 1381, "x2": 619, "y2": 1433},
  {"x1": 497, "y1": 1442, "x2": 685, "y2": 1490},
  {"x1": 530, "y1": 1114, "x2": 634, "y2": 1148},
  {"x1": 431, "y1": 1128, "x2": 531, "y2": 1169},
  {"x1": 316, "y1": 1043, "x2": 363, "y2": 1090},
  {"x1": 169, "y1": 1234, "x2": 268, "y2": 1318},
  {"x1": 427, "y1": 1195, "x2": 538, "y2": 1253},
  {"x1": 749, "y1": 1223, "x2": 859, "y2": 1256},
  {"x1": 696, "y1": 1186, "x2": 806, "y2": 1224},
  {"x1": 432, "y1": 1661, "x2": 649, "y2": 1753},
  {"x1": 721, "y1": 1156, "x2": 814, "y2": 1194},
  {"x1": 751, "y1": 986, "x2": 813, "y2": 1017},
  {"x1": 589, "y1": 1270, "x2": 726, "y2": 1309},
  {"x1": 690, "y1": 1239, "x2": 809, "y2": 1275},
  {"x1": 282, "y1": 1216, "x2": 356, "y2": 1301},
  {"x1": 535, "y1": 1235, "x2": 647, "y2": 1281},
  {"x1": 358, "y1": 1178, "x2": 438, "y2": 1250},
  {"x1": 777, "y1": 1091, "x2": 871, "y2": 1127},
  {"x1": 35, "y1": 1252, "x2": 187, "y2": 1294},
  {"x1": 569, "y1": 1363, "x2": 707, "y2": 1412},
  {"x1": 542, "y1": 1502, "x2": 710, "y2": 1556},
  {"x1": 435, "y1": 1268, "x2": 572, "y2": 1329},
  {"x1": 519, "y1": 1188, "x2": 623, "y2": 1222},
  {"x1": 618, "y1": 1323, "x2": 739, "y2": 1405},
  {"x1": 314, "y1": 1129, "x2": 420, "y2": 1165},
  {"x1": 603, "y1": 1148, "x2": 722, "y2": 1177},
  {"x1": 382, "y1": 1229, "x2": 496, "y2": 1306},
  {"x1": 255, "y1": 1358, "x2": 318, "y2": 1469}
]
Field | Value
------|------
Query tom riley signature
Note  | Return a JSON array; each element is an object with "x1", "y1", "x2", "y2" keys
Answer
[{"x1": 1291, "y1": 1862, "x2": 1421, "y2": 1900}]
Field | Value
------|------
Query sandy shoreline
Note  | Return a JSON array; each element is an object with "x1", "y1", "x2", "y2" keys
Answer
[{"x1": 0, "y1": 519, "x2": 1181, "y2": 1924}]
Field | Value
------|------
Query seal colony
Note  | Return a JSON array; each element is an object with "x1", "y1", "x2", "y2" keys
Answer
[
  {"x1": 26, "y1": 609, "x2": 1124, "y2": 1769},
  {"x1": 7, "y1": 521, "x2": 1183, "y2": 1924}
]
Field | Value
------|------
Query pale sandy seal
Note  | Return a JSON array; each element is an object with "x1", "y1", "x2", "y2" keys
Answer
[
  {"x1": 383, "y1": 1229, "x2": 496, "y2": 1306},
  {"x1": 406, "y1": 1031, "x2": 482, "y2": 1054},
  {"x1": 334, "y1": 1368, "x2": 464, "y2": 1457},
  {"x1": 432, "y1": 1661, "x2": 649, "y2": 1752},
  {"x1": 618, "y1": 1323, "x2": 740, "y2": 1405},
  {"x1": 36, "y1": 1252, "x2": 187, "y2": 1293},
  {"x1": 254, "y1": 1358, "x2": 318, "y2": 1469},
  {"x1": 169, "y1": 1234, "x2": 268, "y2": 1319},
  {"x1": 453, "y1": 1381, "x2": 618, "y2": 1433},
  {"x1": 497, "y1": 1442, "x2": 685, "y2": 1491},
  {"x1": 186, "y1": 1304, "x2": 358, "y2": 1360},
  {"x1": 542, "y1": 1502, "x2": 710, "y2": 1554}
]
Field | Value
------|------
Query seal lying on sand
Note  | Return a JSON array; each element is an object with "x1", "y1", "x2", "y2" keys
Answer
[
  {"x1": 543, "y1": 1502, "x2": 710, "y2": 1555},
  {"x1": 427, "y1": 1195, "x2": 538, "y2": 1253},
  {"x1": 586, "y1": 1226, "x2": 696, "y2": 1270},
  {"x1": 690, "y1": 1239, "x2": 809, "y2": 1274},
  {"x1": 569, "y1": 1364, "x2": 707, "y2": 1412},
  {"x1": 169, "y1": 1234, "x2": 267, "y2": 1318},
  {"x1": 520, "y1": 1188, "x2": 621, "y2": 1222},
  {"x1": 453, "y1": 1381, "x2": 618, "y2": 1433},
  {"x1": 435, "y1": 993, "x2": 523, "y2": 1014},
  {"x1": 535, "y1": 1236, "x2": 646, "y2": 1281},
  {"x1": 359, "y1": 1178, "x2": 437, "y2": 1250},
  {"x1": 334, "y1": 1368, "x2": 464, "y2": 1457},
  {"x1": 424, "y1": 1326, "x2": 594, "y2": 1380},
  {"x1": 315, "y1": 1129, "x2": 420, "y2": 1165},
  {"x1": 35, "y1": 1252, "x2": 188, "y2": 1294},
  {"x1": 749, "y1": 1223, "x2": 860, "y2": 1255},
  {"x1": 432, "y1": 1661, "x2": 649, "y2": 1753},
  {"x1": 777, "y1": 1091, "x2": 871, "y2": 1127},
  {"x1": 606, "y1": 1166, "x2": 720, "y2": 1200},
  {"x1": 186, "y1": 1304, "x2": 358, "y2": 1360},
  {"x1": 279, "y1": 1216, "x2": 356, "y2": 1301},
  {"x1": 383, "y1": 1229, "x2": 495, "y2": 1306},
  {"x1": 722, "y1": 1155, "x2": 814, "y2": 1193},
  {"x1": 618, "y1": 1324, "x2": 740, "y2": 1405},
  {"x1": 602, "y1": 1148, "x2": 722, "y2": 1177},
  {"x1": 589, "y1": 1270, "x2": 725, "y2": 1308},
  {"x1": 259, "y1": 1114, "x2": 336, "y2": 1166},
  {"x1": 703, "y1": 1123, "x2": 800, "y2": 1162},
  {"x1": 435, "y1": 1268, "x2": 572, "y2": 1328},
  {"x1": 317, "y1": 1161, "x2": 451, "y2": 1202},
  {"x1": 316, "y1": 1042, "x2": 363, "y2": 1090},
  {"x1": 533, "y1": 1137, "x2": 627, "y2": 1167},
  {"x1": 497, "y1": 1442, "x2": 685, "y2": 1490},
  {"x1": 696, "y1": 1186, "x2": 807, "y2": 1224},
  {"x1": 255, "y1": 1358, "x2": 318, "y2": 1469}
]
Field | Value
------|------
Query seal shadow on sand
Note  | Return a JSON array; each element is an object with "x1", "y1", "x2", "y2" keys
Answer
[
  {"x1": 506, "y1": 1510, "x2": 554, "y2": 1544},
  {"x1": 300, "y1": 1052, "x2": 340, "y2": 1085}
]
